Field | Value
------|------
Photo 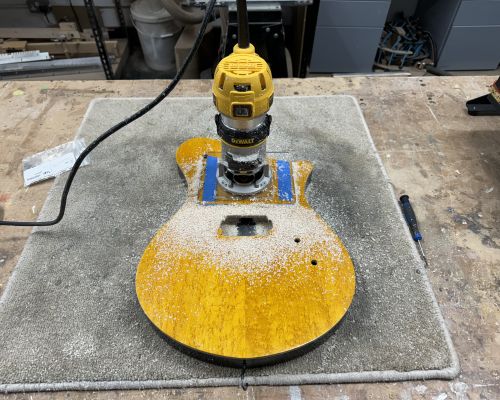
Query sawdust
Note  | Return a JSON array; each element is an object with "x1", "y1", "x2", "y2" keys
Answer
[{"x1": 147, "y1": 160, "x2": 347, "y2": 284}]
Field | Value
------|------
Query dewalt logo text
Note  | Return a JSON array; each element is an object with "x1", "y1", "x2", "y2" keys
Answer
[{"x1": 231, "y1": 138, "x2": 255, "y2": 145}]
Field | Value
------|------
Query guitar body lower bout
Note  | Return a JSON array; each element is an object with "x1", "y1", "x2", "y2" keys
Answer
[
  {"x1": 136, "y1": 138, "x2": 356, "y2": 368},
  {"x1": 148, "y1": 311, "x2": 348, "y2": 368}
]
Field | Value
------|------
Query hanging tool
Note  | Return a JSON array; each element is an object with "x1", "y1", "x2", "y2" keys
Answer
[{"x1": 400, "y1": 195, "x2": 428, "y2": 266}]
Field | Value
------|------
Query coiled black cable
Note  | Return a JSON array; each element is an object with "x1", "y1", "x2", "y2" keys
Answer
[{"x1": 0, "y1": 0, "x2": 216, "y2": 227}]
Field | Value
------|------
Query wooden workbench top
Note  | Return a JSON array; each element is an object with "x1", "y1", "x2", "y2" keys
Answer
[{"x1": 0, "y1": 77, "x2": 499, "y2": 399}]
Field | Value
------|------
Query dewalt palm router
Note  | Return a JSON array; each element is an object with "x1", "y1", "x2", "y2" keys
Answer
[{"x1": 211, "y1": 0, "x2": 274, "y2": 195}]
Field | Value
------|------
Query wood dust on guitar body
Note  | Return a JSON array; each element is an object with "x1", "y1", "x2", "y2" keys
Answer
[{"x1": 136, "y1": 138, "x2": 355, "y2": 362}]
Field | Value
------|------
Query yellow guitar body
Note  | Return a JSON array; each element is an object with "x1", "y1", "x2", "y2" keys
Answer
[{"x1": 136, "y1": 138, "x2": 355, "y2": 367}]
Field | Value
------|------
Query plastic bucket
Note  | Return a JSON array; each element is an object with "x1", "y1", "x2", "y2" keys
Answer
[{"x1": 131, "y1": 0, "x2": 182, "y2": 71}]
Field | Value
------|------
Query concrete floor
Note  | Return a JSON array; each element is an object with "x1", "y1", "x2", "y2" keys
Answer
[{"x1": 0, "y1": 76, "x2": 499, "y2": 399}]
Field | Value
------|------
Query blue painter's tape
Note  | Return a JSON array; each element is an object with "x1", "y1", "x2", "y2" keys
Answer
[
  {"x1": 277, "y1": 160, "x2": 293, "y2": 201},
  {"x1": 202, "y1": 156, "x2": 218, "y2": 202}
]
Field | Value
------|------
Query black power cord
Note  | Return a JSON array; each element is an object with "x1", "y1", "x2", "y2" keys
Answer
[
  {"x1": 0, "y1": 0, "x2": 217, "y2": 227},
  {"x1": 241, "y1": 361, "x2": 248, "y2": 391}
]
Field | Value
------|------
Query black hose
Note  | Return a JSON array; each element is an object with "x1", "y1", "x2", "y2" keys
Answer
[
  {"x1": 0, "y1": 0, "x2": 217, "y2": 227},
  {"x1": 236, "y1": 0, "x2": 250, "y2": 49},
  {"x1": 425, "y1": 65, "x2": 452, "y2": 76}
]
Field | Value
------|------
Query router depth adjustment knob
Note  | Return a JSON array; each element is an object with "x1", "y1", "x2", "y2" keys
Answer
[{"x1": 214, "y1": 113, "x2": 272, "y2": 148}]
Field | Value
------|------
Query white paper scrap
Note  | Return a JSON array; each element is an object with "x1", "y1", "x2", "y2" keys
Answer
[{"x1": 23, "y1": 152, "x2": 76, "y2": 186}]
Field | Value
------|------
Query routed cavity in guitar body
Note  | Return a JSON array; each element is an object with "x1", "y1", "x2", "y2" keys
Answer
[
  {"x1": 136, "y1": 138, "x2": 356, "y2": 368},
  {"x1": 220, "y1": 216, "x2": 272, "y2": 237}
]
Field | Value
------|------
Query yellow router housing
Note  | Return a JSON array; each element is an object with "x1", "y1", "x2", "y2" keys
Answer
[{"x1": 212, "y1": 44, "x2": 274, "y2": 120}]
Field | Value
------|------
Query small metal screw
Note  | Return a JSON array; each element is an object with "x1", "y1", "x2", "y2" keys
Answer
[
  {"x1": 273, "y1": 33, "x2": 278, "y2": 38},
  {"x1": 232, "y1": 34, "x2": 237, "y2": 40},
  {"x1": 265, "y1": 27, "x2": 270, "y2": 33}
]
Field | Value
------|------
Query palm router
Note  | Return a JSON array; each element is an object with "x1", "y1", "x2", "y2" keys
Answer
[{"x1": 136, "y1": 0, "x2": 356, "y2": 368}]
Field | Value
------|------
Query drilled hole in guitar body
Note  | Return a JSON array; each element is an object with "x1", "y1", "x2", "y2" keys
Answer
[{"x1": 220, "y1": 216, "x2": 272, "y2": 237}]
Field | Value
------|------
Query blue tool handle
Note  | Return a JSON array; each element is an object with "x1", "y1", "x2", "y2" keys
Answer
[{"x1": 400, "y1": 195, "x2": 422, "y2": 241}]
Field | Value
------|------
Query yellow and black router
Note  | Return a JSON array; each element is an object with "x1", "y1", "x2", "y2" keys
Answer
[{"x1": 136, "y1": 0, "x2": 355, "y2": 368}]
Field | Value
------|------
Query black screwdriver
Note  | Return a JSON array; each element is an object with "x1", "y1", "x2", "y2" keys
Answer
[{"x1": 400, "y1": 195, "x2": 428, "y2": 266}]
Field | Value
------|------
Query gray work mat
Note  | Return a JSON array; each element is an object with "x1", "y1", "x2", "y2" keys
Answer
[{"x1": 0, "y1": 96, "x2": 459, "y2": 392}]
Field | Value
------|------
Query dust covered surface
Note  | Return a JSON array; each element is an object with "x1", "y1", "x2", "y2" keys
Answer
[{"x1": 0, "y1": 96, "x2": 455, "y2": 386}]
